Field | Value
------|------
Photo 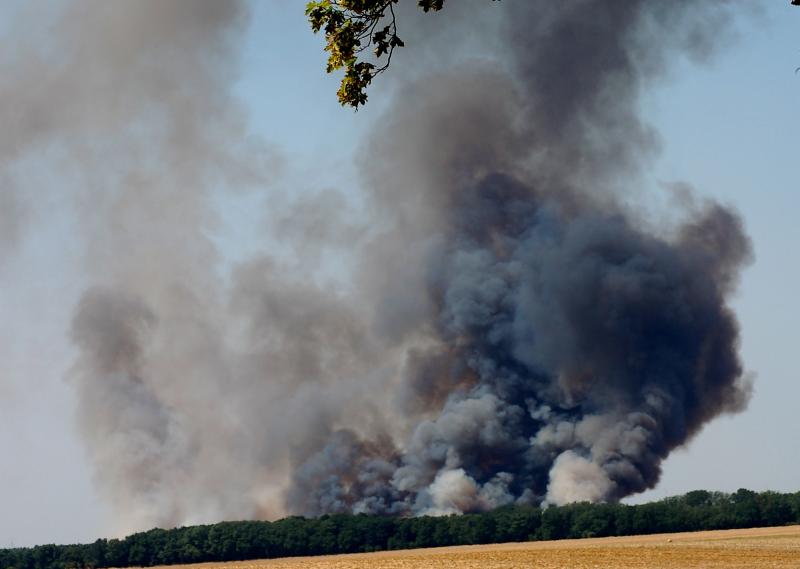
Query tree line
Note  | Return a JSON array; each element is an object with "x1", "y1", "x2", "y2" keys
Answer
[{"x1": 3, "y1": 489, "x2": 799, "y2": 569}]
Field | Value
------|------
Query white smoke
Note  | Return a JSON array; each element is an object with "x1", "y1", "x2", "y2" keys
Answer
[{"x1": 1, "y1": 1, "x2": 752, "y2": 534}]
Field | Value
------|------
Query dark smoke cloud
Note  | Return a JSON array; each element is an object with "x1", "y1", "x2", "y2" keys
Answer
[
  {"x1": 1, "y1": 0, "x2": 749, "y2": 530},
  {"x1": 282, "y1": 0, "x2": 752, "y2": 512}
]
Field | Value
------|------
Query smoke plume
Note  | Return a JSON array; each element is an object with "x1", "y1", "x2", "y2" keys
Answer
[{"x1": 4, "y1": 0, "x2": 752, "y2": 531}]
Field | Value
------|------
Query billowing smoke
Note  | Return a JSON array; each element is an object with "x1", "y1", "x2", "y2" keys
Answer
[
  {"x1": 278, "y1": 0, "x2": 752, "y2": 514},
  {"x1": 6, "y1": 0, "x2": 752, "y2": 531}
]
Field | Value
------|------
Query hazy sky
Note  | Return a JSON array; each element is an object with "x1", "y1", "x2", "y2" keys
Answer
[{"x1": 0, "y1": 1, "x2": 798, "y2": 547}]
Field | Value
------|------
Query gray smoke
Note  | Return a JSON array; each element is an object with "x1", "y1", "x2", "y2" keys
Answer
[
  {"x1": 280, "y1": 0, "x2": 752, "y2": 513},
  {"x1": 3, "y1": 0, "x2": 752, "y2": 532},
  {"x1": 5, "y1": 0, "x2": 279, "y2": 531}
]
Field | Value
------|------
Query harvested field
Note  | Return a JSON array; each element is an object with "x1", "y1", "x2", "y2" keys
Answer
[{"x1": 148, "y1": 525, "x2": 800, "y2": 569}]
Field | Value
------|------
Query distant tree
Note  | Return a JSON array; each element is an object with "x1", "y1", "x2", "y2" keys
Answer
[
  {"x1": 305, "y1": 0, "x2": 499, "y2": 108},
  {"x1": 683, "y1": 489, "x2": 712, "y2": 508},
  {"x1": 758, "y1": 491, "x2": 794, "y2": 526},
  {"x1": 730, "y1": 488, "x2": 760, "y2": 527},
  {"x1": 490, "y1": 505, "x2": 541, "y2": 542},
  {"x1": 539, "y1": 506, "x2": 572, "y2": 541}
]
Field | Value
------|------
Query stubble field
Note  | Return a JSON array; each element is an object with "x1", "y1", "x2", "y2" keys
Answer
[{"x1": 147, "y1": 525, "x2": 800, "y2": 569}]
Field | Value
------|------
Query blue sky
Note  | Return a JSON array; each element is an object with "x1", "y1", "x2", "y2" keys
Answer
[
  {"x1": 0, "y1": 0, "x2": 798, "y2": 547},
  {"x1": 629, "y1": 3, "x2": 799, "y2": 503}
]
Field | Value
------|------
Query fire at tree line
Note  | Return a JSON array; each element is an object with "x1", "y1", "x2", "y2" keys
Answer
[{"x1": 3, "y1": 489, "x2": 800, "y2": 569}]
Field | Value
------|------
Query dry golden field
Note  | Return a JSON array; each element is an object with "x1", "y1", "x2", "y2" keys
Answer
[{"x1": 149, "y1": 525, "x2": 800, "y2": 569}]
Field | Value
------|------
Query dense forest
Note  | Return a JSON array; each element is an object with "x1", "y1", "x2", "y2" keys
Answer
[{"x1": 2, "y1": 489, "x2": 799, "y2": 569}]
